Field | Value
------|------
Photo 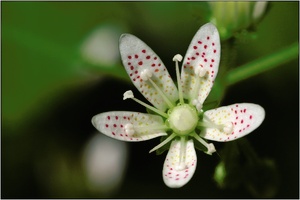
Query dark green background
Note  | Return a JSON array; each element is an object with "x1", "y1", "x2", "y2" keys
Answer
[{"x1": 2, "y1": 2, "x2": 299, "y2": 198}]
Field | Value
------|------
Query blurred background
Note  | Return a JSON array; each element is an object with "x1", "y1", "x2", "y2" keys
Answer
[{"x1": 2, "y1": 2, "x2": 299, "y2": 198}]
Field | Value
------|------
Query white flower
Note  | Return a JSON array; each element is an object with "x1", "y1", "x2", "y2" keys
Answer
[{"x1": 92, "y1": 23, "x2": 265, "y2": 188}]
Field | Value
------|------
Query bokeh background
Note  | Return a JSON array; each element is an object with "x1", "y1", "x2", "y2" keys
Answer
[{"x1": 2, "y1": 1, "x2": 299, "y2": 198}]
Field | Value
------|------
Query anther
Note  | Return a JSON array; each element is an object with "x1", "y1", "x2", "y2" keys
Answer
[
  {"x1": 173, "y1": 54, "x2": 183, "y2": 62},
  {"x1": 222, "y1": 122, "x2": 234, "y2": 134},
  {"x1": 175, "y1": 163, "x2": 187, "y2": 171},
  {"x1": 125, "y1": 123, "x2": 135, "y2": 136},
  {"x1": 192, "y1": 99, "x2": 203, "y2": 111},
  {"x1": 123, "y1": 90, "x2": 134, "y2": 100},
  {"x1": 140, "y1": 69, "x2": 153, "y2": 81},
  {"x1": 206, "y1": 143, "x2": 216, "y2": 155},
  {"x1": 195, "y1": 66, "x2": 207, "y2": 77}
]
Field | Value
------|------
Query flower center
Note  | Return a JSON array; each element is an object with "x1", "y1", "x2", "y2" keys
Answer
[{"x1": 168, "y1": 104, "x2": 198, "y2": 135}]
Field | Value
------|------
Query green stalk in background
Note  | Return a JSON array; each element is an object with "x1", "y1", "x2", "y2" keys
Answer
[{"x1": 225, "y1": 42, "x2": 298, "y2": 86}]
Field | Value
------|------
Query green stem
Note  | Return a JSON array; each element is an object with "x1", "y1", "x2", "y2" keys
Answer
[{"x1": 225, "y1": 42, "x2": 298, "y2": 85}]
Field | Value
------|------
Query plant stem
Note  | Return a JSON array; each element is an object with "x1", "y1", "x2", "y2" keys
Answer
[{"x1": 225, "y1": 42, "x2": 298, "y2": 86}]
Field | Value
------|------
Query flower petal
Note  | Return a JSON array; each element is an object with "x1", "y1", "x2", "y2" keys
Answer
[
  {"x1": 162, "y1": 139, "x2": 197, "y2": 188},
  {"x1": 200, "y1": 103, "x2": 265, "y2": 142},
  {"x1": 92, "y1": 111, "x2": 167, "y2": 141},
  {"x1": 181, "y1": 23, "x2": 220, "y2": 105},
  {"x1": 119, "y1": 34, "x2": 178, "y2": 111}
]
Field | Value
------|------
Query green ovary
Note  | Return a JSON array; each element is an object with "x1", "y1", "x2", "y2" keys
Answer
[{"x1": 168, "y1": 104, "x2": 198, "y2": 135}]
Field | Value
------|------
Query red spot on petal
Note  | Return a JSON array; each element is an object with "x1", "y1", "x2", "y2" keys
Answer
[
  {"x1": 154, "y1": 57, "x2": 157, "y2": 60},
  {"x1": 107, "y1": 116, "x2": 111, "y2": 120},
  {"x1": 128, "y1": 56, "x2": 132, "y2": 59},
  {"x1": 135, "y1": 54, "x2": 138, "y2": 58},
  {"x1": 151, "y1": 64, "x2": 155, "y2": 67},
  {"x1": 115, "y1": 116, "x2": 118, "y2": 120},
  {"x1": 250, "y1": 115, "x2": 253, "y2": 119},
  {"x1": 105, "y1": 124, "x2": 108, "y2": 128},
  {"x1": 241, "y1": 120, "x2": 244, "y2": 124},
  {"x1": 207, "y1": 36, "x2": 210, "y2": 40},
  {"x1": 123, "y1": 116, "x2": 127, "y2": 119},
  {"x1": 204, "y1": 59, "x2": 207, "y2": 62},
  {"x1": 211, "y1": 59, "x2": 214, "y2": 62},
  {"x1": 128, "y1": 62, "x2": 131, "y2": 65},
  {"x1": 196, "y1": 52, "x2": 199, "y2": 56},
  {"x1": 155, "y1": 69, "x2": 159, "y2": 72},
  {"x1": 112, "y1": 132, "x2": 115, "y2": 135},
  {"x1": 138, "y1": 61, "x2": 143, "y2": 65},
  {"x1": 212, "y1": 42, "x2": 215, "y2": 46},
  {"x1": 191, "y1": 57, "x2": 195, "y2": 60},
  {"x1": 204, "y1": 45, "x2": 207, "y2": 49},
  {"x1": 120, "y1": 124, "x2": 123, "y2": 128},
  {"x1": 113, "y1": 124, "x2": 117, "y2": 127},
  {"x1": 243, "y1": 109, "x2": 247, "y2": 113},
  {"x1": 158, "y1": 63, "x2": 161, "y2": 66},
  {"x1": 210, "y1": 64, "x2": 213, "y2": 67},
  {"x1": 135, "y1": 70, "x2": 138, "y2": 74},
  {"x1": 198, "y1": 41, "x2": 202, "y2": 44},
  {"x1": 130, "y1": 66, "x2": 134, "y2": 70},
  {"x1": 146, "y1": 55, "x2": 150, "y2": 59},
  {"x1": 193, "y1": 46, "x2": 197, "y2": 49},
  {"x1": 142, "y1": 49, "x2": 146, "y2": 53},
  {"x1": 214, "y1": 50, "x2": 217, "y2": 53}
]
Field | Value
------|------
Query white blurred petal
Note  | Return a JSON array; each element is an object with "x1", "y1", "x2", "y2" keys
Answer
[
  {"x1": 82, "y1": 133, "x2": 128, "y2": 195},
  {"x1": 80, "y1": 25, "x2": 121, "y2": 66}
]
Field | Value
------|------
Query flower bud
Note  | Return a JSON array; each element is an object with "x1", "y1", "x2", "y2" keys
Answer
[{"x1": 209, "y1": 2, "x2": 269, "y2": 40}]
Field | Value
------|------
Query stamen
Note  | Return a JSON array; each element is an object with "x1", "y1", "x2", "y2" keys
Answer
[
  {"x1": 176, "y1": 136, "x2": 187, "y2": 171},
  {"x1": 173, "y1": 54, "x2": 184, "y2": 104},
  {"x1": 197, "y1": 120, "x2": 223, "y2": 129},
  {"x1": 123, "y1": 90, "x2": 169, "y2": 118},
  {"x1": 133, "y1": 124, "x2": 169, "y2": 132},
  {"x1": 149, "y1": 133, "x2": 177, "y2": 153},
  {"x1": 198, "y1": 116, "x2": 234, "y2": 134},
  {"x1": 191, "y1": 132, "x2": 216, "y2": 155},
  {"x1": 149, "y1": 80, "x2": 174, "y2": 109},
  {"x1": 190, "y1": 66, "x2": 207, "y2": 106}
]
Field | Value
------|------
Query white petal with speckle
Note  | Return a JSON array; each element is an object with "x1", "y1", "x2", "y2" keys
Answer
[
  {"x1": 120, "y1": 34, "x2": 179, "y2": 111},
  {"x1": 162, "y1": 139, "x2": 197, "y2": 188},
  {"x1": 200, "y1": 103, "x2": 265, "y2": 142},
  {"x1": 181, "y1": 23, "x2": 221, "y2": 105},
  {"x1": 92, "y1": 111, "x2": 167, "y2": 141}
]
